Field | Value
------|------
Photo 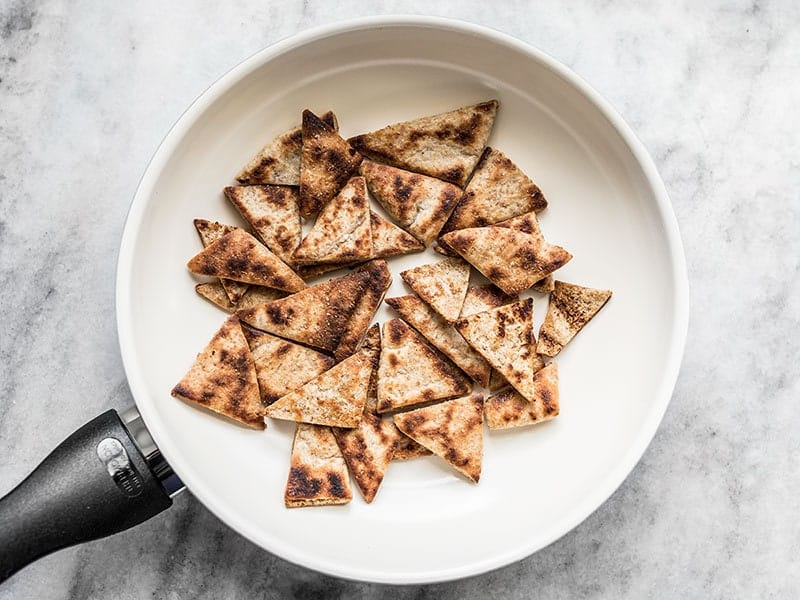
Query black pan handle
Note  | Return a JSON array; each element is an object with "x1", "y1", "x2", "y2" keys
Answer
[{"x1": 0, "y1": 409, "x2": 181, "y2": 583}]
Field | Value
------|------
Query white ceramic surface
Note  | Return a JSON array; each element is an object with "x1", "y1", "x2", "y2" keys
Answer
[{"x1": 116, "y1": 17, "x2": 688, "y2": 584}]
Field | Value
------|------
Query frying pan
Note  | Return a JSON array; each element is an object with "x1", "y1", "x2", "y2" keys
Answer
[{"x1": 0, "y1": 17, "x2": 689, "y2": 585}]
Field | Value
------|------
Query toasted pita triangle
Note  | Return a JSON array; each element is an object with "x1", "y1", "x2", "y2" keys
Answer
[
  {"x1": 360, "y1": 324, "x2": 382, "y2": 415},
  {"x1": 485, "y1": 363, "x2": 559, "y2": 429},
  {"x1": 349, "y1": 100, "x2": 499, "y2": 186},
  {"x1": 299, "y1": 109, "x2": 362, "y2": 217},
  {"x1": 223, "y1": 185, "x2": 301, "y2": 266},
  {"x1": 454, "y1": 299, "x2": 544, "y2": 402},
  {"x1": 377, "y1": 319, "x2": 471, "y2": 413},
  {"x1": 237, "y1": 269, "x2": 369, "y2": 352},
  {"x1": 361, "y1": 160, "x2": 461, "y2": 246},
  {"x1": 187, "y1": 228, "x2": 306, "y2": 292},
  {"x1": 242, "y1": 328, "x2": 334, "y2": 405},
  {"x1": 393, "y1": 393, "x2": 484, "y2": 483},
  {"x1": 334, "y1": 261, "x2": 391, "y2": 362},
  {"x1": 193, "y1": 219, "x2": 250, "y2": 304},
  {"x1": 400, "y1": 258, "x2": 470, "y2": 323},
  {"x1": 195, "y1": 282, "x2": 285, "y2": 313},
  {"x1": 533, "y1": 275, "x2": 555, "y2": 293},
  {"x1": 459, "y1": 285, "x2": 518, "y2": 318},
  {"x1": 440, "y1": 226, "x2": 572, "y2": 296},
  {"x1": 236, "y1": 110, "x2": 337, "y2": 186},
  {"x1": 170, "y1": 315, "x2": 263, "y2": 428},
  {"x1": 442, "y1": 147, "x2": 547, "y2": 234},
  {"x1": 386, "y1": 295, "x2": 490, "y2": 387},
  {"x1": 264, "y1": 346, "x2": 372, "y2": 427},
  {"x1": 537, "y1": 281, "x2": 612, "y2": 357},
  {"x1": 333, "y1": 412, "x2": 400, "y2": 503},
  {"x1": 369, "y1": 210, "x2": 425, "y2": 258},
  {"x1": 488, "y1": 369, "x2": 509, "y2": 392},
  {"x1": 391, "y1": 433, "x2": 433, "y2": 460},
  {"x1": 296, "y1": 262, "x2": 355, "y2": 280},
  {"x1": 294, "y1": 176, "x2": 372, "y2": 265},
  {"x1": 285, "y1": 423, "x2": 352, "y2": 507}
]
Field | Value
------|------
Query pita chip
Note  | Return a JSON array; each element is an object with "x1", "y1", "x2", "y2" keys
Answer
[
  {"x1": 488, "y1": 369, "x2": 509, "y2": 392},
  {"x1": 393, "y1": 393, "x2": 484, "y2": 483},
  {"x1": 454, "y1": 299, "x2": 545, "y2": 402},
  {"x1": 236, "y1": 110, "x2": 337, "y2": 186},
  {"x1": 385, "y1": 295, "x2": 491, "y2": 387},
  {"x1": 368, "y1": 210, "x2": 425, "y2": 258},
  {"x1": 237, "y1": 269, "x2": 369, "y2": 352},
  {"x1": 195, "y1": 282, "x2": 285, "y2": 313},
  {"x1": 441, "y1": 147, "x2": 547, "y2": 234},
  {"x1": 299, "y1": 109, "x2": 362, "y2": 217},
  {"x1": 348, "y1": 100, "x2": 499, "y2": 187},
  {"x1": 294, "y1": 176, "x2": 372, "y2": 265},
  {"x1": 285, "y1": 423, "x2": 352, "y2": 507},
  {"x1": 400, "y1": 258, "x2": 470, "y2": 323},
  {"x1": 361, "y1": 160, "x2": 461, "y2": 246},
  {"x1": 333, "y1": 412, "x2": 400, "y2": 503},
  {"x1": 242, "y1": 328, "x2": 334, "y2": 405},
  {"x1": 193, "y1": 219, "x2": 250, "y2": 304},
  {"x1": 533, "y1": 275, "x2": 555, "y2": 293},
  {"x1": 264, "y1": 346, "x2": 373, "y2": 427},
  {"x1": 334, "y1": 261, "x2": 392, "y2": 362},
  {"x1": 170, "y1": 315, "x2": 263, "y2": 428},
  {"x1": 440, "y1": 226, "x2": 572, "y2": 296},
  {"x1": 377, "y1": 318, "x2": 471, "y2": 413},
  {"x1": 391, "y1": 434, "x2": 433, "y2": 460},
  {"x1": 537, "y1": 281, "x2": 612, "y2": 357},
  {"x1": 459, "y1": 284, "x2": 518, "y2": 318},
  {"x1": 485, "y1": 363, "x2": 559, "y2": 429},
  {"x1": 223, "y1": 185, "x2": 301, "y2": 266}
]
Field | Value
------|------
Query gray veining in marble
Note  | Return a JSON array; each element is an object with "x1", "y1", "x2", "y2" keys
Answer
[{"x1": 1, "y1": 0, "x2": 798, "y2": 598}]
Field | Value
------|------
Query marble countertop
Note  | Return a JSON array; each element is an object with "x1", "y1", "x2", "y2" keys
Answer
[{"x1": 1, "y1": 1, "x2": 798, "y2": 598}]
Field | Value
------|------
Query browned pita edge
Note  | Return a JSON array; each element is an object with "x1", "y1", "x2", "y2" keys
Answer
[
  {"x1": 391, "y1": 433, "x2": 433, "y2": 460},
  {"x1": 299, "y1": 109, "x2": 362, "y2": 217},
  {"x1": 296, "y1": 262, "x2": 356, "y2": 280},
  {"x1": 360, "y1": 160, "x2": 462, "y2": 246},
  {"x1": 193, "y1": 219, "x2": 250, "y2": 304},
  {"x1": 485, "y1": 363, "x2": 559, "y2": 429},
  {"x1": 368, "y1": 210, "x2": 425, "y2": 258},
  {"x1": 332, "y1": 411, "x2": 400, "y2": 503},
  {"x1": 348, "y1": 100, "x2": 499, "y2": 187},
  {"x1": 441, "y1": 147, "x2": 547, "y2": 234},
  {"x1": 537, "y1": 281, "x2": 612, "y2": 357},
  {"x1": 242, "y1": 327, "x2": 334, "y2": 405},
  {"x1": 385, "y1": 295, "x2": 491, "y2": 387},
  {"x1": 285, "y1": 423, "x2": 352, "y2": 507},
  {"x1": 236, "y1": 110, "x2": 337, "y2": 186},
  {"x1": 333, "y1": 261, "x2": 392, "y2": 362},
  {"x1": 237, "y1": 269, "x2": 369, "y2": 352},
  {"x1": 170, "y1": 315, "x2": 264, "y2": 429},
  {"x1": 196, "y1": 282, "x2": 286, "y2": 314},
  {"x1": 187, "y1": 228, "x2": 306, "y2": 292},
  {"x1": 264, "y1": 346, "x2": 372, "y2": 427},
  {"x1": 223, "y1": 185, "x2": 302, "y2": 266},
  {"x1": 376, "y1": 318, "x2": 471, "y2": 413},
  {"x1": 532, "y1": 275, "x2": 555, "y2": 293},
  {"x1": 393, "y1": 393, "x2": 484, "y2": 483},
  {"x1": 294, "y1": 176, "x2": 373, "y2": 265},
  {"x1": 440, "y1": 226, "x2": 572, "y2": 296},
  {"x1": 454, "y1": 298, "x2": 545, "y2": 402},
  {"x1": 459, "y1": 285, "x2": 518, "y2": 319},
  {"x1": 400, "y1": 258, "x2": 470, "y2": 323}
]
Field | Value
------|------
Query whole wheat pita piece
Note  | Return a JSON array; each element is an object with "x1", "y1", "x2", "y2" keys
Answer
[
  {"x1": 361, "y1": 160, "x2": 462, "y2": 246},
  {"x1": 376, "y1": 318, "x2": 471, "y2": 413},
  {"x1": 299, "y1": 109, "x2": 362, "y2": 217},
  {"x1": 170, "y1": 315, "x2": 264, "y2": 428},
  {"x1": 454, "y1": 298, "x2": 545, "y2": 402},
  {"x1": 187, "y1": 228, "x2": 306, "y2": 292},
  {"x1": 333, "y1": 260, "x2": 392, "y2": 362},
  {"x1": 440, "y1": 226, "x2": 572, "y2": 296},
  {"x1": 195, "y1": 282, "x2": 286, "y2": 314},
  {"x1": 333, "y1": 412, "x2": 400, "y2": 503},
  {"x1": 400, "y1": 258, "x2": 470, "y2": 323},
  {"x1": 236, "y1": 110, "x2": 337, "y2": 186},
  {"x1": 223, "y1": 185, "x2": 301, "y2": 266},
  {"x1": 348, "y1": 100, "x2": 499, "y2": 187},
  {"x1": 391, "y1": 433, "x2": 433, "y2": 460},
  {"x1": 237, "y1": 269, "x2": 369, "y2": 352},
  {"x1": 193, "y1": 219, "x2": 250, "y2": 304},
  {"x1": 393, "y1": 393, "x2": 484, "y2": 483},
  {"x1": 533, "y1": 275, "x2": 555, "y2": 293},
  {"x1": 487, "y1": 369, "x2": 509, "y2": 392},
  {"x1": 459, "y1": 284, "x2": 518, "y2": 318},
  {"x1": 368, "y1": 210, "x2": 425, "y2": 258},
  {"x1": 360, "y1": 324, "x2": 382, "y2": 415},
  {"x1": 485, "y1": 363, "x2": 559, "y2": 429},
  {"x1": 242, "y1": 328, "x2": 334, "y2": 405},
  {"x1": 285, "y1": 423, "x2": 352, "y2": 507},
  {"x1": 537, "y1": 281, "x2": 612, "y2": 357},
  {"x1": 265, "y1": 346, "x2": 372, "y2": 427},
  {"x1": 441, "y1": 147, "x2": 547, "y2": 234},
  {"x1": 296, "y1": 262, "x2": 355, "y2": 280},
  {"x1": 294, "y1": 176, "x2": 373, "y2": 265},
  {"x1": 495, "y1": 212, "x2": 558, "y2": 291},
  {"x1": 386, "y1": 295, "x2": 491, "y2": 387}
]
